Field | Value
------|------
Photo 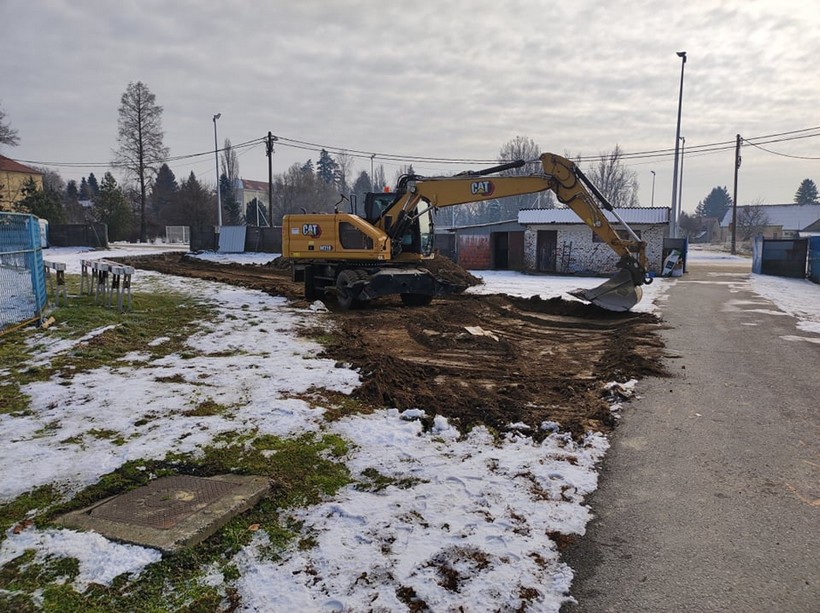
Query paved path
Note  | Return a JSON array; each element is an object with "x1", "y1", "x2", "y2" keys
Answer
[{"x1": 562, "y1": 258, "x2": 819, "y2": 612}]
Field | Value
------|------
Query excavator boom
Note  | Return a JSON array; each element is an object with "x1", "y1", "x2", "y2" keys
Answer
[{"x1": 282, "y1": 152, "x2": 650, "y2": 311}]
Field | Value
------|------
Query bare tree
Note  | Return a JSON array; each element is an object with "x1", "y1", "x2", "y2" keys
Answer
[
  {"x1": 0, "y1": 104, "x2": 20, "y2": 148},
  {"x1": 335, "y1": 151, "x2": 354, "y2": 193},
  {"x1": 220, "y1": 138, "x2": 239, "y2": 186},
  {"x1": 736, "y1": 201, "x2": 770, "y2": 241},
  {"x1": 586, "y1": 145, "x2": 639, "y2": 208},
  {"x1": 114, "y1": 81, "x2": 169, "y2": 242},
  {"x1": 497, "y1": 136, "x2": 554, "y2": 215}
]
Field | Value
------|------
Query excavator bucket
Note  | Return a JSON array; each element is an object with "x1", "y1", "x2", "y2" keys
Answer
[{"x1": 569, "y1": 269, "x2": 643, "y2": 312}]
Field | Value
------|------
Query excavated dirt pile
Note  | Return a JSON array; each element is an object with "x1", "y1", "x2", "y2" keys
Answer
[{"x1": 119, "y1": 253, "x2": 666, "y2": 437}]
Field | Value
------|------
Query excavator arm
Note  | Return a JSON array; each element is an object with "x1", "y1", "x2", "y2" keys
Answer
[
  {"x1": 380, "y1": 153, "x2": 649, "y2": 310},
  {"x1": 283, "y1": 152, "x2": 650, "y2": 311}
]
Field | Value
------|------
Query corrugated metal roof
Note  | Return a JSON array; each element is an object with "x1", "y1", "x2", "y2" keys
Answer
[
  {"x1": 720, "y1": 204, "x2": 820, "y2": 230},
  {"x1": 518, "y1": 207, "x2": 670, "y2": 225}
]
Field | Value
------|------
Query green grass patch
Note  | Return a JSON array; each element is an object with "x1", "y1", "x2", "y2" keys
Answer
[
  {"x1": 0, "y1": 274, "x2": 216, "y2": 415},
  {"x1": 0, "y1": 383, "x2": 30, "y2": 415},
  {"x1": 183, "y1": 399, "x2": 230, "y2": 417},
  {"x1": 0, "y1": 432, "x2": 352, "y2": 611},
  {"x1": 355, "y1": 467, "x2": 427, "y2": 493}
]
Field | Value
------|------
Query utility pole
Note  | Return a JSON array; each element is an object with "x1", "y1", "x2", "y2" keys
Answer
[
  {"x1": 670, "y1": 51, "x2": 687, "y2": 238},
  {"x1": 731, "y1": 134, "x2": 742, "y2": 255},
  {"x1": 678, "y1": 136, "x2": 685, "y2": 215},
  {"x1": 266, "y1": 132, "x2": 276, "y2": 227}
]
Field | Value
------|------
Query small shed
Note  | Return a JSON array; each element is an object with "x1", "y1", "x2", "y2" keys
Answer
[
  {"x1": 436, "y1": 220, "x2": 526, "y2": 271},
  {"x1": 518, "y1": 207, "x2": 671, "y2": 275}
]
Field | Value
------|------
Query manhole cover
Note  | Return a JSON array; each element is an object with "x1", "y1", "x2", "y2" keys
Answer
[
  {"x1": 57, "y1": 474, "x2": 270, "y2": 552},
  {"x1": 90, "y1": 475, "x2": 239, "y2": 530}
]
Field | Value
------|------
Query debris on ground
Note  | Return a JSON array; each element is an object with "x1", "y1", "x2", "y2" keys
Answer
[{"x1": 119, "y1": 253, "x2": 666, "y2": 438}]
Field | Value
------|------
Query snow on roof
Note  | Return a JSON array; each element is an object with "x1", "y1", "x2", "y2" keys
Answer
[
  {"x1": 518, "y1": 207, "x2": 670, "y2": 225},
  {"x1": 719, "y1": 203, "x2": 820, "y2": 229}
]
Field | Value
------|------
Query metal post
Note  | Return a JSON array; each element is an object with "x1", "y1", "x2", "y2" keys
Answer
[
  {"x1": 651, "y1": 170, "x2": 656, "y2": 206},
  {"x1": 266, "y1": 132, "x2": 275, "y2": 227},
  {"x1": 670, "y1": 51, "x2": 687, "y2": 238},
  {"x1": 370, "y1": 154, "x2": 376, "y2": 191},
  {"x1": 678, "y1": 136, "x2": 685, "y2": 214},
  {"x1": 213, "y1": 113, "x2": 222, "y2": 228},
  {"x1": 731, "y1": 134, "x2": 742, "y2": 254}
]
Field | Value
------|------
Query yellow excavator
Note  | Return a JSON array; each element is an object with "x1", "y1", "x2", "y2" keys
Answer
[{"x1": 282, "y1": 152, "x2": 652, "y2": 311}]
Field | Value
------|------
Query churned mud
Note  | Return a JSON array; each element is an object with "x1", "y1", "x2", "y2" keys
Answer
[{"x1": 120, "y1": 253, "x2": 666, "y2": 437}]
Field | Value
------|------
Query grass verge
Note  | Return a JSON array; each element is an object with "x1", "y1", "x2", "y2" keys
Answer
[
  {"x1": 0, "y1": 432, "x2": 351, "y2": 611},
  {"x1": 0, "y1": 273, "x2": 214, "y2": 415}
]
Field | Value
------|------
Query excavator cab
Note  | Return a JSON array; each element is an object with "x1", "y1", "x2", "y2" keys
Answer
[{"x1": 363, "y1": 191, "x2": 434, "y2": 257}]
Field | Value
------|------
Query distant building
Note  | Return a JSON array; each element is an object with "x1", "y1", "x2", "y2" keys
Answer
[
  {"x1": 236, "y1": 178, "x2": 270, "y2": 225},
  {"x1": 719, "y1": 203, "x2": 820, "y2": 242},
  {"x1": 518, "y1": 207, "x2": 671, "y2": 275},
  {"x1": 0, "y1": 154, "x2": 43, "y2": 211},
  {"x1": 436, "y1": 208, "x2": 672, "y2": 275}
]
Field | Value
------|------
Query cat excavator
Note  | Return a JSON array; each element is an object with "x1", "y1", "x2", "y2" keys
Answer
[{"x1": 282, "y1": 152, "x2": 652, "y2": 311}]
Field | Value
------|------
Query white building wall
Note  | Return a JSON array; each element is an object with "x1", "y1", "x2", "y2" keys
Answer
[{"x1": 523, "y1": 224, "x2": 667, "y2": 275}]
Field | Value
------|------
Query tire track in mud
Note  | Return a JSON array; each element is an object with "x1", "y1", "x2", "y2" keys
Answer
[{"x1": 119, "y1": 253, "x2": 667, "y2": 437}]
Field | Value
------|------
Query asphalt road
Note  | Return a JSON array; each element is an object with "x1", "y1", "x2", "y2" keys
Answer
[{"x1": 562, "y1": 258, "x2": 819, "y2": 613}]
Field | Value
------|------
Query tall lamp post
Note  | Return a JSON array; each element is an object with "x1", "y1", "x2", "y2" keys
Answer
[
  {"x1": 213, "y1": 113, "x2": 222, "y2": 228},
  {"x1": 670, "y1": 51, "x2": 687, "y2": 238},
  {"x1": 651, "y1": 170, "x2": 656, "y2": 206},
  {"x1": 678, "y1": 136, "x2": 685, "y2": 217}
]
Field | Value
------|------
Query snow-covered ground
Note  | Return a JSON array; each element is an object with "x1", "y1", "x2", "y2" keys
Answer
[{"x1": 1, "y1": 243, "x2": 818, "y2": 611}]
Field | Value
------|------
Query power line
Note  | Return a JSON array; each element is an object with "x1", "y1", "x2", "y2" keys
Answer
[{"x1": 12, "y1": 126, "x2": 820, "y2": 173}]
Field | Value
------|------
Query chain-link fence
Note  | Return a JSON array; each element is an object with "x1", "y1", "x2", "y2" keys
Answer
[{"x1": 1, "y1": 212, "x2": 47, "y2": 332}]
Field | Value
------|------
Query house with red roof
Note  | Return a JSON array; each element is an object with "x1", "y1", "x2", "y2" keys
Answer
[{"x1": 0, "y1": 154, "x2": 43, "y2": 210}]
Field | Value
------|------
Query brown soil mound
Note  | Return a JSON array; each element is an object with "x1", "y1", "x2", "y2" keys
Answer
[{"x1": 118, "y1": 253, "x2": 667, "y2": 437}]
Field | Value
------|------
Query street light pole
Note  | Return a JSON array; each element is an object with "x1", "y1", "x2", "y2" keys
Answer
[
  {"x1": 651, "y1": 170, "x2": 656, "y2": 206},
  {"x1": 213, "y1": 113, "x2": 222, "y2": 228},
  {"x1": 670, "y1": 51, "x2": 687, "y2": 238},
  {"x1": 678, "y1": 136, "x2": 685, "y2": 216}
]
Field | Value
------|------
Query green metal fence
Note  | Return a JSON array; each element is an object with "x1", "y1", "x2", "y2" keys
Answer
[{"x1": 1, "y1": 212, "x2": 48, "y2": 331}]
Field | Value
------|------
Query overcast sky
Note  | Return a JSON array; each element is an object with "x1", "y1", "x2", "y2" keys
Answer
[{"x1": 2, "y1": 0, "x2": 819, "y2": 212}]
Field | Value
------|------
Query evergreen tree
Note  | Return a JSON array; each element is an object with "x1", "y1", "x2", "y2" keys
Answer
[
  {"x1": 301, "y1": 159, "x2": 314, "y2": 175},
  {"x1": 351, "y1": 171, "x2": 372, "y2": 213},
  {"x1": 179, "y1": 171, "x2": 214, "y2": 230},
  {"x1": 220, "y1": 173, "x2": 243, "y2": 225},
  {"x1": 65, "y1": 180, "x2": 79, "y2": 202},
  {"x1": 246, "y1": 197, "x2": 268, "y2": 225},
  {"x1": 79, "y1": 177, "x2": 91, "y2": 200},
  {"x1": 17, "y1": 178, "x2": 66, "y2": 224},
  {"x1": 317, "y1": 149, "x2": 338, "y2": 184},
  {"x1": 695, "y1": 186, "x2": 732, "y2": 220},
  {"x1": 794, "y1": 179, "x2": 818, "y2": 204},
  {"x1": 93, "y1": 172, "x2": 132, "y2": 241},
  {"x1": 151, "y1": 164, "x2": 178, "y2": 215},
  {"x1": 87, "y1": 173, "x2": 100, "y2": 198}
]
